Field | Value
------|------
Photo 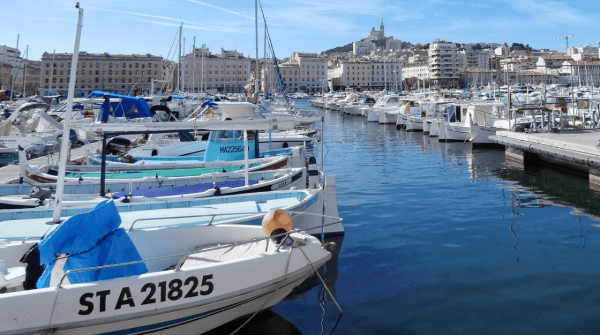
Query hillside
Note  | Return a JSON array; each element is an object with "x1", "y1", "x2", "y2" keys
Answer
[{"x1": 321, "y1": 39, "x2": 414, "y2": 55}]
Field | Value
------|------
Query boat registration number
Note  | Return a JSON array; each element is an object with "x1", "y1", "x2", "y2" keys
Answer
[{"x1": 78, "y1": 275, "x2": 214, "y2": 315}]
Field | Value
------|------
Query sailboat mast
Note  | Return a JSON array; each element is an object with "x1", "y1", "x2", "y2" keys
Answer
[
  {"x1": 182, "y1": 37, "x2": 186, "y2": 92},
  {"x1": 22, "y1": 45, "x2": 28, "y2": 97},
  {"x1": 9, "y1": 34, "x2": 19, "y2": 102},
  {"x1": 52, "y1": 4, "x2": 84, "y2": 224},
  {"x1": 49, "y1": 50, "x2": 55, "y2": 95},
  {"x1": 177, "y1": 23, "x2": 182, "y2": 92},
  {"x1": 254, "y1": 0, "x2": 259, "y2": 99},
  {"x1": 264, "y1": 22, "x2": 266, "y2": 94},
  {"x1": 192, "y1": 37, "x2": 196, "y2": 93}
]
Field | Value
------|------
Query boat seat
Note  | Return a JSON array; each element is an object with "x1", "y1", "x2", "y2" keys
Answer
[
  {"x1": 0, "y1": 260, "x2": 25, "y2": 293},
  {"x1": 181, "y1": 240, "x2": 269, "y2": 269}
]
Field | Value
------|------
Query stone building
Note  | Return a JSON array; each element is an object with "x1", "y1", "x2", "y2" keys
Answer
[
  {"x1": 365, "y1": 19, "x2": 385, "y2": 42},
  {"x1": 181, "y1": 47, "x2": 252, "y2": 93},
  {"x1": 262, "y1": 52, "x2": 328, "y2": 93},
  {"x1": 40, "y1": 52, "x2": 165, "y2": 96}
]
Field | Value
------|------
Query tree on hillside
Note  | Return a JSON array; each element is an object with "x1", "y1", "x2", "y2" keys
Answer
[{"x1": 510, "y1": 43, "x2": 525, "y2": 51}]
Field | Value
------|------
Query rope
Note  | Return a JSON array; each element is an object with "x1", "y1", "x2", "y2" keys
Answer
[
  {"x1": 228, "y1": 239, "x2": 294, "y2": 335},
  {"x1": 298, "y1": 246, "x2": 343, "y2": 315}
]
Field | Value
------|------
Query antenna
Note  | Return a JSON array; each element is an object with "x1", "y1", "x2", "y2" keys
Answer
[{"x1": 554, "y1": 34, "x2": 575, "y2": 50}]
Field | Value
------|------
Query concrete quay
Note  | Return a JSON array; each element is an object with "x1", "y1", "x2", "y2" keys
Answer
[{"x1": 489, "y1": 129, "x2": 600, "y2": 190}]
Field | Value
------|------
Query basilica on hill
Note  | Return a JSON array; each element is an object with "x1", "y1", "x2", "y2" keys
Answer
[{"x1": 364, "y1": 19, "x2": 385, "y2": 42}]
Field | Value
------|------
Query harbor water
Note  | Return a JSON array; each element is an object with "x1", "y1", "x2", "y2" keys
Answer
[{"x1": 214, "y1": 99, "x2": 600, "y2": 334}]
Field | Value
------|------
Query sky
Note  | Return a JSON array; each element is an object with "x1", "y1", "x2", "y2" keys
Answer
[{"x1": 2, "y1": 0, "x2": 600, "y2": 62}]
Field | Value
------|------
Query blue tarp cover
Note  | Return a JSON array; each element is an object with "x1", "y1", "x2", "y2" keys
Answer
[
  {"x1": 87, "y1": 91, "x2": 152, "y2": 121},
  {"x1": 37, "y1": 200, "x2": 147, "y2": 288}
]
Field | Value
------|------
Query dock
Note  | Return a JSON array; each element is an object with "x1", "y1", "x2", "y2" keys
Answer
[
  {"x1": 0, "y1": 141, "x2": 104, "y2": 184},
  {"x1": 489, "y1": 129, "x2": 600, "y2": 190}
]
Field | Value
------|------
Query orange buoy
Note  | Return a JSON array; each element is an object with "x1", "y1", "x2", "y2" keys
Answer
[{"x1": 262, "y1": 209, "x2": 293, "y2": 238}]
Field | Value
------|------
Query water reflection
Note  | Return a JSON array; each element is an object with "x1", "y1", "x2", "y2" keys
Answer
[
  {"x1": 203, "y1": 310, "x2": 302, "y2": 335},
  {"x1": 207, "y1": 235, "x2": 344, "y2": 335},
  {"x1": 494, "y1": 156, "x2": 600, "y2": 222}
]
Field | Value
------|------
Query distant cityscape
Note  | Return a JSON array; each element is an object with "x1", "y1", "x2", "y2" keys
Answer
[{"x1": 0, "y1": 19, "x2": 597, "y2": 97}]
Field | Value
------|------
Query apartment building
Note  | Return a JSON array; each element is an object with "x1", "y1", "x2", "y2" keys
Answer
[
  {"x1": 40, "y1": 52, "x2": 165, "y2": 96},
  {"x1": 566, "y1": 46, "x2": 600, "y2": 61},
  {"x1": 0, "y1": 45, "x2": 20, "y2": 67},
  {"x1": 429, "y1": 39, "x2": 459, "y2": 87},
  {"x1": 370, "y1": 58, "x2": 402, "y2": 90},
  {"x1": 536, "y1": 56, "x2": 570, "y2": 73},
  {"x1": 262, "y1": 52, "x2": 328, "y2": 93},
  {"x1": 327, "y1": 57, "x2": 401, "y2": 91},
  {"x1": 12, "y1": 60, "x2": 40, "y2": 96},
  {"x1": 0, "y1": 62, "x2": 12, "y2": 91},
  {"x1": 402, "y1": 61, "x2": 430, "y2": 81},
  {"x1": 353, "y1": 42, "x2": 376, "y2": 56},
  {"x1": 181, "y1": 47, "x2": 252, "y2": 93}
]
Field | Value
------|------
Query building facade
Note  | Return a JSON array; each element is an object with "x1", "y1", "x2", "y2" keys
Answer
[
  {"x1": 429, "y1": 39, "x2": 459, "y2": 87},
  {"x1": 262, "y1": 52, "x2": 328, "y2": 93},
  {"x1": 0, "y1": 45, "x2": 20, "y2": 67},
  {"x1": 181, "y1": 47, "x2": 251, "y2": 93},
  {"x1": 328, "y1": 57, "x2": 402, "y2": 91},
  {"x1": 353, "y1": 42, "x2": 376, "y2": 56},
  {"x1": 0, "y1": 62, "x2": 12, "y2": 91},
  {"x1": 40, "y1": 52, "x2": 165, "y2": 96}
]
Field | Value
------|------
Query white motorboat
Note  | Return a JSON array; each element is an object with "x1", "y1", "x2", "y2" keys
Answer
[
  {"x1": 0, "y1": 200, "x2": 333, "y2": 334},
  {"x1": 367, "y1": 95, "x2": 403, "y2": 123}
]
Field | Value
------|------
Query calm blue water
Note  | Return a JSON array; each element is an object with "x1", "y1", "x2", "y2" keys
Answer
[{"x1": 212, "y1": 99, "x2": 600, "y2": 335}]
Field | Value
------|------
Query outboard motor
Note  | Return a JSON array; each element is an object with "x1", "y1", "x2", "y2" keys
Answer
[
  {"x1": 307, "y1": 156, "x2": 320, "y2": 189},
  {"x1": 106, "y1": 137, "x2": 132, "y2": 155},
  {"x1": 28, "y1": 186, "x2": 51, "y2": 199}
]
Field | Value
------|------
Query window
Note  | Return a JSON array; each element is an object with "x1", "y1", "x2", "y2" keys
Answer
[
  {"x1": 95, "y1": 78, "x2": 99, "y2": 83},
  {"x1": 60, "y1": 70, "x2": 63, "y2": 75},
  {"x1": 45, "y1": 78, "x2": 48, "y2": 83},
  {"x1": 122, "y1": 63, "x2": 126, "y2": 68},
  {"x1": 95, "y1": 70, "x2": 99, "y2": 75},
  {"x1": 129, "y1": 64, "x2": 132, "y2": 68},
  {"x1": 96, "y1": 62, "x2": 99, "y2": 68},
  {"x1": 60, "y1": 63, "x2": 64, "y2": 68},
  {"x1": 142, "y1": 64, "x2": 145, "y2": 69},
  {"x1": 154, "y1": 64, "x2": 158, "y2": 68},
  {"x1": 45, "y1": 70, "x2": 49, "y2": 75},
  {"x1": 135, "y1": 63, "x2": 139, "y2": 68},
  {"x1": 82, "y1": 62, "x2": 86, "y2": 68},
  {"x1": 45, "y1": 63, "x2": 49, "y2": 67},
  {"x1": 109, "y1": 63, "x2": 113, "y2": 68}
]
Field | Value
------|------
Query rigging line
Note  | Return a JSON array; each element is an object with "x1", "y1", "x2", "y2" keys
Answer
[
  {"x1": 165, "y1": 29, "x2": 179, "y2": 63},
  {"x1": 259, "y1": 0, "x2": 290, "y2": 106}
]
